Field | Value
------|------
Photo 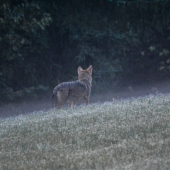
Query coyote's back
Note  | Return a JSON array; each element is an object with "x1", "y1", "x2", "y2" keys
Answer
[{"x1": 52, "y1": 65, "x2": 92, "y2": 108}]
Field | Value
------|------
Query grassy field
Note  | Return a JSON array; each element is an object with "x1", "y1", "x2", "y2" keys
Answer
[{"x1": 0, "y1": 94, "x2": 170, "y2": 170}]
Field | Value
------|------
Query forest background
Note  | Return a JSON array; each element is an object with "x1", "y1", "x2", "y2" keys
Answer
[{"x1": 0, "y1": 0, "x2": 170, "y2": 103}]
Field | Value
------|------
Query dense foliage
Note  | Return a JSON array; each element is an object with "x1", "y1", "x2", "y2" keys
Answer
[{"x1": 0, "y1": 0, "x2": 170, "y2": 102}]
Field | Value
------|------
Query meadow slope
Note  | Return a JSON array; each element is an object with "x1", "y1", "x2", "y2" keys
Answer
[{"x1": 0, "y1": 94, "x2": 170, "y2": 169}]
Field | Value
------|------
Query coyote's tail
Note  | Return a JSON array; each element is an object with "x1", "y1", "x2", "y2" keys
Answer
[
  {"x1": 51, "y1": 93, "x2": 55, "y2": 107},
  {"x1": 52, "y1": 87, "x2": 59, "y2": 107}
]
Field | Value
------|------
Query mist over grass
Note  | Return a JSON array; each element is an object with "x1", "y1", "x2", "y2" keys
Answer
[{"x1": 0, "y1": 94, "x2": 170, "y2": 169}]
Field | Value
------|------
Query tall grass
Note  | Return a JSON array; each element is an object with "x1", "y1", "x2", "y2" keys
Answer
[{"x1": 0, "y1": 94, "x2": 170, "y2": 170}]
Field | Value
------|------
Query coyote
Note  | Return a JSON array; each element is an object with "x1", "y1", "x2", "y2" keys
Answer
[{"x1": 52, "y1": 65, "x2": 92, "y2": 108}]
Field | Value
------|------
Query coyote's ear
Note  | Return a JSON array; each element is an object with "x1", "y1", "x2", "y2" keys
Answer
[
  {"x1": 87, "y1": 65, "x2": 93, "y2": 75},
  {"x1": 78, "y1": 66, "x2": 83, "y2": 74}
]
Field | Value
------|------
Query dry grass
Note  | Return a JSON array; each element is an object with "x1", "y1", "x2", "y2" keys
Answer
[{"x1": 0, "y1": 94, "x2": 170, "y2": 170}]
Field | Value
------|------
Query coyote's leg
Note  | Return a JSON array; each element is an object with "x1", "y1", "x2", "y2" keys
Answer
[
  {"x1": 70, "y1": 97, "x2": 82, "y2": 109},
  {"x1": 71, "y1": 102, "x2": 74, "y2": 109},
  {"x1": 84, "y1": 96, "x2": 89, "y2": 106},
  {"x1": 55, "y1": 90, "x2": 69, "y2": 108},
  {"x1": 55, "y1": 97, "x2": 62, "y2": 108},
  {"x1": 71, "y1": 100, "x2": 78, "y2": 109}
]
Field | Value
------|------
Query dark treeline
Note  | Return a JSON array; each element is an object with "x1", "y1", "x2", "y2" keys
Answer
[{"x1": 0, "y1": 0, "x2": 170, "y2": 102}]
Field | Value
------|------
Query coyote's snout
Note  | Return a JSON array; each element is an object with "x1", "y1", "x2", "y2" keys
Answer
[{"x1": 52, "y1": 65, "x2": 92, "y2": 108}]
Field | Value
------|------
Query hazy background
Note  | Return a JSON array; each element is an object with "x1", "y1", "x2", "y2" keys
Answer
[{"x1": 0, "y1": 0, "x2": 170, "y2": 116}]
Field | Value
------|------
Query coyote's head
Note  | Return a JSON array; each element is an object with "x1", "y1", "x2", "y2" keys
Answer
[{"x1": 78, "y1": 65, "x2": 93, "y2": 84}]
